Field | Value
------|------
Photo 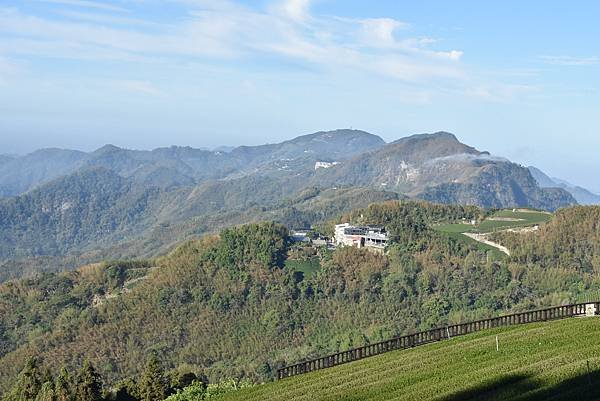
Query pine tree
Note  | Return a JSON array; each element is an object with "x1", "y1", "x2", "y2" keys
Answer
[
  {"x1": 5, "y1": 357, "x2": 43, "y2": 401},
  {"x1": 54, "y1": 368, "x2": 73, "y2": 401},
  {"x1": 110, "y1": 378, "x2": 139, "y2": 401},
  {"x1": 75, "y1": 361, "x2": 103, "y2": 401},
  {"x1": 138, "y1": 355, "x2": 165, "y2": 401}
]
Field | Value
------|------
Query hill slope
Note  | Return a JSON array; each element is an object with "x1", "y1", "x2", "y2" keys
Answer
[
  {"x1": 0, "y1": 148, "x2": 87, "y2": 197},
  {"x1": 1, "y1": 203, "x2": 600, "y2": 393},
  {"x1": 222, "y1": 317, "x2": 600, "y2": 401}
]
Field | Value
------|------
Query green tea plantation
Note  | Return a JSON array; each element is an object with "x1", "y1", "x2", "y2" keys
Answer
[{"x1": 222, "y1": 317, "x2": 600, "y2": 401}]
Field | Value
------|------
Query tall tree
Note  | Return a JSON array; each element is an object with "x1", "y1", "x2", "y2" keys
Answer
[
  {"x1": 34, "y1": 382, "x2": 56, "y2": 401},
  {"x1": 54, "y1": 368, "x2": 73, "y2": 401},
  {"x1": 5, "y1": 357, "x2": 43, "y2": 401},
  {"x1": 75, "y1": 361, "x2": 102, "y2": 401},
  {"x1": 139, "y1": 355, "x2": 166, "y2": 401}
]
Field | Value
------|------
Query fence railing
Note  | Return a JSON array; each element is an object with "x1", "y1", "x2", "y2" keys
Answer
[{"x1": 277, "y1": 302, "x2": 598, "y2": 380}]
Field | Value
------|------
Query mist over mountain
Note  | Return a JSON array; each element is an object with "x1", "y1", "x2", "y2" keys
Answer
[
  {"x1": 0, "y1": 148, "x2": 87, "y2": 197},
  {"x1": 0, "y1": 129, "x2": 384, "y2": 197}
]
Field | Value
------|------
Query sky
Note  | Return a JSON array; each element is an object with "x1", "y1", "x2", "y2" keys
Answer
[{"x1": 0, "y1": 0, "x2": 599, "y2": 191}]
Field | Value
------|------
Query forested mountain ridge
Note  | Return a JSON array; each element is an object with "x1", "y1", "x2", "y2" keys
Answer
[
  {"x1": 1, "y1": 201, "x2": 599, "y2": 397},
  {"x1": 0, "y1": 129, "x2": 384, "y2": 197},
  {"x1": 0, "y1": 129, "x2": 580, "y2": 281},
  {"x1": 0, "y1": 148, "x2": 87, "y2": 197},
  {"x1": 0, "y1": 167, "x2": 164, "y2": 260},
  {"x1": 0, "y1": 178, "x2": 399, "y2": 281},
  {"x1": 0, "y1": 130, "x2": 578, "y2": 212}
]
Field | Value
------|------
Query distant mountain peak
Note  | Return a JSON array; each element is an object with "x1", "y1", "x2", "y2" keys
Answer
[
  {"x1": 288, "y1": 129, "x2": 385, "y2": 145},
  {"x1": 383, "y1": 131, "x2": 482, "y2": 164},
  {"x1": 93, "y1": 144, "x2": 124, "y2": 154},
  {"x1": 29, "y1": 147, "x2": 86, "y2": 156},
  {"x1": 392, "y1": 131, "x2": 461, "y2": 144}
]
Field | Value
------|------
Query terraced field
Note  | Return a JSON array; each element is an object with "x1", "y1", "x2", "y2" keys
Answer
[
  {"x1": 435, "y1": 209, "x2": 551, "y2": 235},
  {"x1": 433, "y1": 209, "x2": 552, "y2": 257},
  {"x1": 477, "y1": 209, "x2": 552, "y2": 233},
  {"x1": 222, "y1": 317, "x2": 600, "y2": 401}
]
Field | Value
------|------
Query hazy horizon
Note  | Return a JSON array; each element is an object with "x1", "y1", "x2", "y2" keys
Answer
[{"x1": 1, "y1": 0, "x2": 599, "y2": 192}]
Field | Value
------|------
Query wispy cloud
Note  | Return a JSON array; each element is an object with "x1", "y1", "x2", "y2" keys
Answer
[
  {"x1": 0, "y1": 2, "x2": 466, "y2": 82},
  {"x1": 57, "y1": 10, "x2": 160, "y2": 27},
  {"x1": 272, "y1": 0, "x2": 312, "y2": 23},
  {"x1": 0, "y1": 0, "x2": 527, "y2": 102},
  {"x1": 539, "y1": 55, "x2": 600, "y2": 66},
  {"x1": 35, "y1": 0, "x2": 129, "y2": 13}
]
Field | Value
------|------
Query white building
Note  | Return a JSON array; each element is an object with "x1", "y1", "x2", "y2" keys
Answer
[
  {"x1": 334, "y1": 223, "x2": 389, "y2": 250},
  {"x1": 334, "y1": 223, "x2": 351, "y2": 246},
  {"x1": 315, "y1": 161, "x2": 339, "y2": 170}
]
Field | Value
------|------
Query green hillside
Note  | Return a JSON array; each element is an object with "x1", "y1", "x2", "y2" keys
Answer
[
  {"x1": 222, "y1": 317, "x2": 600, "y2": 401},
  {"x1": 1, "y1": 202, "x2": 599, "y2": 398}
]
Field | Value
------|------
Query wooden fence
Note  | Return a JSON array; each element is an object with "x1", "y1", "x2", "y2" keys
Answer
[{"x1": 277, "y1": 302, "x2": 598, "y2": 380}]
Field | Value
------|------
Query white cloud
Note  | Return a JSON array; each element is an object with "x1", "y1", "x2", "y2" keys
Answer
[
  {"x1": 358, "y1": 18, "x2": 409, "y2": 47},
  {"x1": 437, "y1": 50, "x2": 463, "y2": 61},
  {"x1": 0, "y1": 1, "x2": 522, "y2": 99},
  {"x1": 274, "y1": 0, "x2": 312, "y2": 22},
  {"x1": 539, "y1": 55, "x2": 599, "y2": 66},
  {"x1": 0, "y1": 8, "x2": 236, "y2": 59}
]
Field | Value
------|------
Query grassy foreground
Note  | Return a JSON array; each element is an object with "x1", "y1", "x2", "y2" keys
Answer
[{"x1": 222, "y1": 317, "x2": 600, "y2": 401}]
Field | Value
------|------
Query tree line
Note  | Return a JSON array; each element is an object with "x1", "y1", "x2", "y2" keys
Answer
[{"x1": 3, "y1": 355, "x2": 251, "y2": 401}]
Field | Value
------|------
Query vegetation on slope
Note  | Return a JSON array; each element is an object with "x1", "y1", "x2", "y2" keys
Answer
[
  {"x1": 2, "y1": 202, "x2": 600, "y2": 396},
  {"x1": 221, "y1": 317, "x2": 600, "y2": 401},
  {"x1": 491, "y1": 206, "x2": 600, "y2": 279},
  {"x1": 0, "y1": 183, "x2": 399, "y2": 282}
]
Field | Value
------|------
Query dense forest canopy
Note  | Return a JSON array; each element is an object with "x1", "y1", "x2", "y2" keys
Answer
[{"x1": 1, "y1": 201, "x2": 599, "y2": 399}]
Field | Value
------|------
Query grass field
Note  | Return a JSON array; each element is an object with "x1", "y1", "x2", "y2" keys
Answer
[
  {"x1": 435, "y1": 209, "x2": 552, "y2": 235},
  {"x1": 432, "y1": 209, "x2": 552, "y2": 258},
  {"x1": 222, "y1": 317, "x2": 600, "y2": 401},
  {"x1": 477, "y1": 210, "x2": 552, "y2": 233}
]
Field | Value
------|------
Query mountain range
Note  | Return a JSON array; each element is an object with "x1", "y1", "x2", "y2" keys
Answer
[{"x1": 0, "y1": 129, "x2": 590, "y2": 279}]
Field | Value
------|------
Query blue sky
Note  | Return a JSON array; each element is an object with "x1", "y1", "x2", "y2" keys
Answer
[{"x1": 0, "y1": 0, "x2": 599, "y2": 191}]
